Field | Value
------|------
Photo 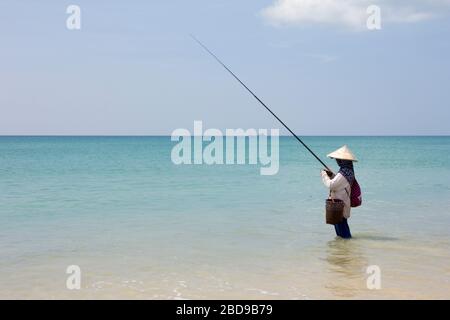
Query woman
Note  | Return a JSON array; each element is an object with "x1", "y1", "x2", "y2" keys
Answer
[{"x1": 321, "y1": 145, "x2": 358, "y2": 239}]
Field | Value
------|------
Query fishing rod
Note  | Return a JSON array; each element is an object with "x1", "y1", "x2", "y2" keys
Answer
[{"x1": 190, "y1": 35, "x2": 332, "y2": 172}]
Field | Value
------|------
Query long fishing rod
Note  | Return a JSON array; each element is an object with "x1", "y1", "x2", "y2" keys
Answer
[{"x1": 191, "y1": 35, "x2": 332, "y2": 172}]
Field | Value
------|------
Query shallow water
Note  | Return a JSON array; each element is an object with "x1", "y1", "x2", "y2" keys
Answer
[{"x1": 0, "y1": 136, "x2": 449, "y2": 299}]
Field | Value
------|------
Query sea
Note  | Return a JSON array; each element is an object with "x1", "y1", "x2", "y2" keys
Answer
[{"x1": 0, "y1": 136, "x2": 449, "y2": 299}]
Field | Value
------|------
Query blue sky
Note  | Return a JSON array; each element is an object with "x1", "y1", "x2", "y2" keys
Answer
[{"x1": 1, "y1": 0, "x2": 449, "y2": 135}]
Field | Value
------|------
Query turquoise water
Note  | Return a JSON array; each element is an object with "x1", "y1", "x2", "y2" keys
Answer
[{"x1": 1, "y1": 136, "x2": 449, "y2": 299}]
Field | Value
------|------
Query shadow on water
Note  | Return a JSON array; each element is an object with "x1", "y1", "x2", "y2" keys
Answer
[
  {"x1": 324, "y1": 238, "x2": 369, "y2": 298},
  {"x1": 352, "y1": 234, "x2": 400, "y2": 242}
]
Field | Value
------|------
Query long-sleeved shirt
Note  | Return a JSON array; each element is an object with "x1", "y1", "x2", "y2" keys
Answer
[{"x1": 321, "y1": 171, "x2": 351, "y2": 219}]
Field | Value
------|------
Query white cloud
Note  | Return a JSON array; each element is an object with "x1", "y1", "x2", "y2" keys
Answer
[
  {"x1": 261, "y1": 0, "x2": 450, "y2": 29},
  {"x1": 305, "y1": 53, "x2": 338, "y2": 63}
]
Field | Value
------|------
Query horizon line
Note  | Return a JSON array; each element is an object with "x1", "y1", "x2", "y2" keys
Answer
[{"x1": 0, "y1": 134, "x2": 449, "y2": 137}]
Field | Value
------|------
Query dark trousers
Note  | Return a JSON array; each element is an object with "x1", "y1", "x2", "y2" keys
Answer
[{"x1": 334, "y1": 218, "x2": 352, "y2": 239}]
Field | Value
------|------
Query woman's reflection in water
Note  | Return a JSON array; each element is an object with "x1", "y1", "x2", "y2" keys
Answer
[{"x1": 325, "y1": 238, "x2": 368, "y2": 298}]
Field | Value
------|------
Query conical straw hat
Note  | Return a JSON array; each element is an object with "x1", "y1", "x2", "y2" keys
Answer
[{"x1": 327, "y1": 145, "x2": 358, "y2": 162}]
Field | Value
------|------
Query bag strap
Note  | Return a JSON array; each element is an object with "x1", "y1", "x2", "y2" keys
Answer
[
  {"x1": 344, "y1": 177, "x2": 355, "y2": 199},
  {"x1": 344, "y1": 186, "x2": 351, "y2": 199}
]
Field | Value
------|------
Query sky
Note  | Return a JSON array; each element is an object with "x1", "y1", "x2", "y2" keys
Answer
[{"x1": 1, "y1": 0, "x2": 449, "y2": 135}]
